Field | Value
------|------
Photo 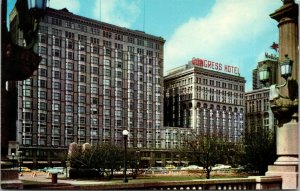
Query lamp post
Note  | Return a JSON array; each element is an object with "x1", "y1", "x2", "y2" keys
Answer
[
  {"x1": 122, "y1": 130, "x2": 129, "y2": 183},
  {"x1": 12, "y1": 153, "x2": 15, "y2": 168},
  {"x1": 17, "y1": 151, "x2": 23, "y2": 172}
]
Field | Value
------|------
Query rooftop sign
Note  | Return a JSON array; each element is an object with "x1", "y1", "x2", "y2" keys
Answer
[{"x1": 192, "y1": 58, "x2": 240, "y2": 75}]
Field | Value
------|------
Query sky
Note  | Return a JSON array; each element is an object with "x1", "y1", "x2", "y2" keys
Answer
[{"x1": 8, "y1": 0, "x2": 292, "y2": 91}]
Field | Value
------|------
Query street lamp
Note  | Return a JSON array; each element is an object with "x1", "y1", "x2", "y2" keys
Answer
[
  {"x1": 259, "y1": 54, "x2": 293, "y2": 99},
  {"x1": 17, "y1": 151, "x2": 23, "y2": 172},
  {"x1": 258, "y1": 64, "x2": 270, "y2": 86},
  {"x1": 279, "y1": 54, "x2": 293, "y2": 80},
  {"x1": 122, "y1": 130, "x2": 129, "y2": 183},
  {"x1": 12, "y1": 153, "x2": 15, "y2": 168}
]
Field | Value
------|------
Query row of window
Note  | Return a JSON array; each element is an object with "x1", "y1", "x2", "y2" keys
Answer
[{"x1": 39, "y1": 23, "x2": 161, "y2": 50}]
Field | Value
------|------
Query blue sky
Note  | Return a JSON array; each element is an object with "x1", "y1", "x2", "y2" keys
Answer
[{"x1": 8, "y1": 0, "x2": 290, "y2": 91}]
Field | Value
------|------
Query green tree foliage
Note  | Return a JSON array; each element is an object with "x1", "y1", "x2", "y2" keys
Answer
[
  {"x1": 67, "y1": 143, "x2": 123, "y2": 179},
  {"x1": 243, "y1": 128, "x2": 276, "y2": 175},
  {"x1": 184, "y1": 132, "x2": 241, "y2": 179}
]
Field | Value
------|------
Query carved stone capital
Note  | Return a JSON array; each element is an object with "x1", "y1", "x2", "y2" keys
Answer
[{"x1": 270, "y1": 97, "x2": 298, "y2": 125}]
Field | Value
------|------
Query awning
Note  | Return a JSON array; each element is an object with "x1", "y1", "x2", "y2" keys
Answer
[
  {"x1": 181, "y1": 161, "x2": 189, "y2": 164},
  {"x1": 38, "y1": 161, "x2": 48, "y2": 164},
  {"x1": 166, "y1": 161, "x2": 173, "y2": 163},
  {"x1": 155, "y1": 161, "x2": 162, "y2": 163},
  {"x1": 51, "y1": 161, "x2": 61, "y2": 164},
  {"x1": 23, "y1": 161, "x2": 33, "y2": 164},
  {"x1": 173, "y1": 161, "x2": 179, "y2": 163}
]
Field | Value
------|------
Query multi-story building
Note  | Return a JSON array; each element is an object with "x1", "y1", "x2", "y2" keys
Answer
[
  {"x1": 10, "y1": 7, "x2": 165, "y2": 166},
  {"x1": 163, "y1": 58, "x2": 246, "y2": 143},
  {"x1": 245, "y1": 88, "x2": 276, "y2": 134},
  {"x1": 252, "y1": 56, "x2": 278, "y2": 90}
]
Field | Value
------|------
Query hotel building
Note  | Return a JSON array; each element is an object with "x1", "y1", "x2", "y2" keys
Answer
[
  {"x1": 10, "y1": 7, "x2": 165, "y2": 165},
  {"x1": 163, "y1": 59, "x2": 246, "y2": 143}
]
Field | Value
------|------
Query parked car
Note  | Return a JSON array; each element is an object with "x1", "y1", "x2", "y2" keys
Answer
[
  {"x1": 212, "y1": 164, "x2": 232, "y2": 170},
  {"x1": 165, "y1": 165, "x2": 176, "y2": 170},
  {"x1": 38, "y1": 167, "x2": 51, "y2": 172},
  {"x1": 181, "y1": 165, "x2": 203, "y2": 170},
  {"x1": 46, "y1": 167, "x2": 65, "y2": 174},
  {"x1": 19, "y1": 167, "x2": 31, "y2": 172}
]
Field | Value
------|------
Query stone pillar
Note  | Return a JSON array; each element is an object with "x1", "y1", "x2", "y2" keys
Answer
[{"x1": 265, "y1": 1, "x2": 298, "y2": 189}]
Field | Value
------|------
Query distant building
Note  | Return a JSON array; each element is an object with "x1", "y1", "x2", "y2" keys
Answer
[
  {"x1": 10, "y1": 7, "x2": 165, "y2": 166},
  {"x1": 245, "y1": 88, "x2": 276, "y2": 133},
  {"x1": 252, "y1": 57, "x2": 278, "y2": 90},
  {"x1": 163, "y1": 59, "x2": 246, "y2": 143}
]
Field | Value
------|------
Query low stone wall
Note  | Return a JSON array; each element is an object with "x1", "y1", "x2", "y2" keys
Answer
[{"x1": 1, "y1": 169, "x2": 23, "y2": 189}]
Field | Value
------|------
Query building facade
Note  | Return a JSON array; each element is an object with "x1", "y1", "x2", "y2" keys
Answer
[
  {"x1": 163, "y1": 60, "x2": 246, "y2": 143},
  {"x1": 11, "y1": 7, "x2": 165, "y2": 165},
  {"x1": 252, "y1": 57, "x2": 278, "y2": 90},
  {"x1": 245, "y1": 88, "x2": 276, "y2": 134}
]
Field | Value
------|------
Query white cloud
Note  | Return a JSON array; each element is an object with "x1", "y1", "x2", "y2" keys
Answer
[
  {"x1": 165, "y1": 0, "x2": 281, "y2": 85},
  {"x1": 93, "y1": 0, "x2": 141, "y2": 28},
  {"x1": 49, "y1": 0, "x2": 80, "y2": 13}
]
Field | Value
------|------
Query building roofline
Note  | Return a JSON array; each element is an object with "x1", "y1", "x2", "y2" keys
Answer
[{"x1": 45, "y1": 7, "x2": 165, "y2": 43}]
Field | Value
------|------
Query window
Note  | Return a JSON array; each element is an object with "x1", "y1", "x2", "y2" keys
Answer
[
  {"x1": 66, "y1": 83, "x2": 73, "y2": 91},
  {"x1": 66, "y1": 105, "x2": 73, "y2": 112},
  {"x1": 79, "y1": 65, "x2": 86, "y2": 72},
  {"x1": 91, "y1": 87, "x2": 98, "y2": 94},
  {"x1": 66, "y1": 72, "x2": 73, "y2": 80},
  {"x1": 39, "y1": 102, "x2": 47, "y2": 110},
  {"x1": 53, "y1": 103, "x2": 60, "y2": 111},
  {"x1": 79, "y1": 54, "x2": 86, "y2": 61},
  {"x1": 128, "y1": 36, "x2": 134, "y2": 44},
  {"x1": 65, "y1": 31, "x2": 74, "y2": 39},
  {"x1": 40, "y1": 80, "x2": 47, "y2": 88},
  {"x1": 38, "y1": 91, "x2": 47, "y2": 99},
  {"x1": 52, "y1": 49, "x2": 60, "y2": 57},
  {"x1": 53, "y1": 60, "x2": 60, "y2": 68},
  {"x1": 79, "y1": 117, "x2": 86, "y2": 124},
  {"x1": 53, "y1": 71, "x2": 60, "y2": 79},
  {"x1": 24, "y1": 101, "x2": 32, "y2": 109},
  {"x1": 66, "y1": 41, "x2": 74, "y2": 50},
  {"x1": 91, "y1": 57, "x2": 99, "y2": 64},
  {"x1": 104, "y1": 49, "x2": 111, "y2": 56},
  {"x1": 91, "y1": 67, "x2": 98, "y2": 74},
  {"x1": 67, "y1": 51, "x2": 74, "y2": 60},
  {"x1": 23, "y1": 89, "x2": 31, "y2": 97},
  {"x1": 66, "y1": 62, "x2": 73, "y2": 70},
  {"x1": 53, "y1": 115, "x2": 60, "y2": 124},
  {"x1": 92, "y1": 77, "x2": 98, "y2": 84},
  {"x1": 78, "y1": 106, "x2": 85, "y2": 114},
  {"x1": 40, "y1": 34, "x2": 47, "y2": 43},
  {"x1": 39, "y1": 46, "x2": 47, "y2": 54},
  {"x1": 53, "y1": 92, "x2": 60, "y2": 100},
  {"x1": 79, "y1": 75, "x2": 86, "y2": 83},
  {"x1": 39, "y1": 113, "x2": 47, "y2": 122},
  {"x1": 66, "y1": 94, "x2": 73, "y2": 102},
  {"x1": 103, "y1": 31, "x2": 112, "y2": 38},
  {"x1": 104, "y1": 59, "x2": 110, "y2": 66},
  {"x1": 78, "y1": 85, "x2": 86, "y2": 93},
  {"x1": 53, "y1": 82, "x2": 60, "y2": 89},
  {"x1": 66, "y1": 116, "x2": 73, "y2": 124},
  {"x1": 53, "y1": 37, "x2": 61, "y2": 46},
  {"x1": 92, "y1": 97, "x2": 98, "y2": 104},
  {"x1": 78, "y1": 96, "x2": 85, "y2": 103},
  {"x1": 104, "y1": 69, "x2": 110, "y2": 76}
]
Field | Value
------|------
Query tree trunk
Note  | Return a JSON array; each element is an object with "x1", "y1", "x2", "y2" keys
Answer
[{"x1": 206, "y1": 168, "x2": 211, "y2": 179}]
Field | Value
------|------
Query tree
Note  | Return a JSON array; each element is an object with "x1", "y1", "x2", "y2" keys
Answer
[
  {"x1": 243, "y1": 128, "x2": 276, "y2": 175},
  {"x1": 185, "y1": 133, "x2": 225, "y2": 179}
]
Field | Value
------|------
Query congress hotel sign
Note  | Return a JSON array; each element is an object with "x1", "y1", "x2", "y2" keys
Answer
[{"x1": 192, "y1": 58, "x2": 240, "y2": 75}]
